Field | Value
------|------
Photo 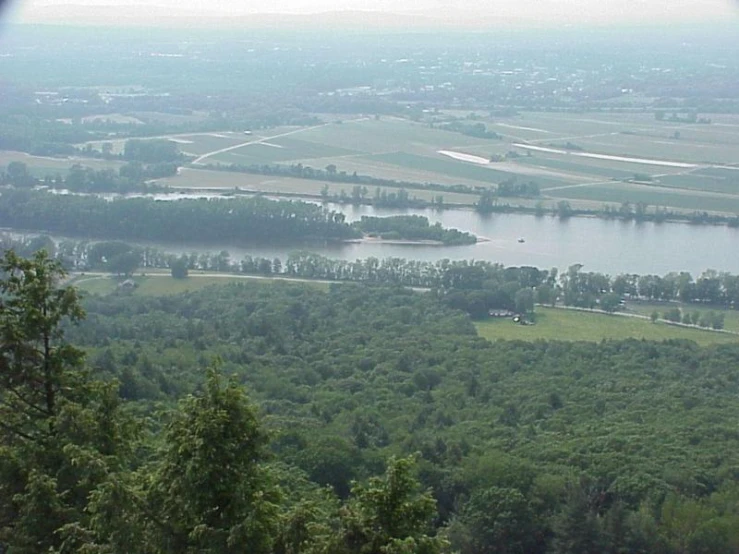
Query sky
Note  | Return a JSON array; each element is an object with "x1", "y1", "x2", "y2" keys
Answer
[{"x1": 5, "y1": 0, "x2": 739, "y2": 27}]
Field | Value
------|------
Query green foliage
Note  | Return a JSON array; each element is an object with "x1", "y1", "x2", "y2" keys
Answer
[
  {"x1": 170, "y1": 255, "x2": 189, "y2": 279},
  {"x1": 326, "y1": 456, "x2": 447, "y2": 554},
  {"x1": 123, "y1": 138, "x2": 183, "y2": 164},
  {"x1": 5, "y1": 251, "x2": 739, "y2": 553},
  {"x1": 353, "y1": 215, "x2": 477, "y2": 245},
  {"x1": 0, "y1": 250, "x2": 133, "y2": 553},
  {"x1": 142, "y1": 366, "x2": 281, "y2": 553},
  {"x1": 450, "y1": 486, "x2": 545, "y2": 554},
  {"x1": 0, "y1": 189, "x2": 359, "y2": 244}
]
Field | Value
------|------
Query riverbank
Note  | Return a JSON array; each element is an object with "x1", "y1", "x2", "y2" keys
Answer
[{"x1": 160, "y1": 186, "x2": 739, "y2": 229}]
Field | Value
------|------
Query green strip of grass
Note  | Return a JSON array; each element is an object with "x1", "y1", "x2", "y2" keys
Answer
[
  {"x1": 625, "y1": 302, "x2": 739, "y2": 333},
  {"x1": 475, "y1": 307, "x2": 738, "y2": 345},
  {"x1": 72, "y1": 274, "x2": 329, "y2": 296}
]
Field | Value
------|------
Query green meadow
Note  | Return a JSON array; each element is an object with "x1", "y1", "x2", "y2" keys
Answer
[{"x1": 475, "y1": 306, "x2": 739, "y2": 345}]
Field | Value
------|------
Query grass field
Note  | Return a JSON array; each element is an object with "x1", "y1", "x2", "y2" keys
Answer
[
  {"x1": 625, "y1": 302, "x2": 739, "y2": 333},
  {"x1": 72, "y1": 275, "x2": 249, "y2": 296},
  {"x1": 475, "y1": 307, "x2": 739, "y2": 345},
  {"x1": 72, "y1": 274, "x2": 329, "y2": 296},
  {"x1": 658, "y1": 171, "x2": 739, "y2": 195},
  {"x1": 547, "y1": 182, "x2": 739, "y2": 213}
]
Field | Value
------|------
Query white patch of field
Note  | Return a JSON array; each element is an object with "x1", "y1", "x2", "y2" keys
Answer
[
  {"x1": 512, "y1": 144, "x2": 698, "y2": 168},
  {"x1": 259, "y1": 142, "x2": 284, "y2": 149},
  {"x1": 495, "y1": 123, "x2": 553, "y2": 134},
  {"x1": 168, "y1": 138, "x2": 194, "y2": 144},
  {"x1": 437, "y1": 150, "x2": 490, "y2": 165},
  {"x1": 81, "y1": 113, "x2": 145, "y2": 125},
  {"x1": 207, "y1": 133, "x2": 232, "y2": 138}
]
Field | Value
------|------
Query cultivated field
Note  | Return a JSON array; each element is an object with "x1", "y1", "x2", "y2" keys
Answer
[
  {"x1": 157, "y1": 168, "x2": 479, "y2": 205},
  {"x1": 475, "y1": 306, "x2": 739, "y2": 345},
  {"x1": 59, "y1": 111, "x2": 739, "y2": 214},
  {"x1": 0, "y1": 151, "x2": 124, "y2": 176}
]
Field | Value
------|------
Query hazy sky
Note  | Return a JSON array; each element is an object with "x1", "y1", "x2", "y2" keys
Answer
[{"x1": 7, "y1": 0, "x2": 739, "y2": 26}]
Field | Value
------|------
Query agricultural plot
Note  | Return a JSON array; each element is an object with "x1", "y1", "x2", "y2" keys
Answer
[
  {"x1": 293, "y1": 117, "x2": 504, "y2": 155},
  {"x1": 366, "y1": 152, "x2": 571, "y2": 188},
  {"x1": 547, "y1": 182, "x2": 739, "y2": 213},
  {"x1": 475, "y1": 307, "x2": 739, "y2": 345},
  {"x1": 210, "y1": 137, "x2": 361, "y2": 165},
  {"x1": 559, "y1": 134, "x2": 739, "y2": 164},
  {"x1": 658, "y1": 171, "x2": 739, "y2": 195},
  {"x1": 514, "y1": 155, "x2": 644, "y2": 182},
  {"x1": 129, "y1": 110, "x2": 213, "y2": 125},
  {"x1": 284, "y1": 156, "x2": 489, "y2": 187},
  {"x1": 70, "y1": 112, "x2": 736, "y2": 214},
  {"x1": 172, "y1": 133, "x2": 251, "y2": 156},
  {"x1": 0, "y1": 151, "x2": 123, "y2": 176},
  {"x1": 157, "y1": 168, "x2": 478, "y2": 205},
  {"x1": 80, "y1": 113, "x2": 145, "y2": 125},
  {"x1": 81, "y1": 132, "x2": 249, "y2": 156}
]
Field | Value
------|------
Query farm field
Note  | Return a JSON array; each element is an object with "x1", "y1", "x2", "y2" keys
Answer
[
  {"x1": 58, "y1": 111, "x2": 739, "y2": 215},
  {"x1": 0, "y1": 151, "x2": 124, "y2": 176},
  {"x1": 475, "y1": 306, "x2": 739, "y2": 345},
  {"x1": 157, "y1": 168, "x2": 479, "y2": 204},
  {"x1": 546, "y1": 182, "x2": 739, "y2": 213}
]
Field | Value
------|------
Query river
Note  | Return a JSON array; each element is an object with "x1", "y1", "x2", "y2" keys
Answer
[
  {"x1": 285, "y1": 204, "x2": 739, "y2": 275},
  {"x1": 124, "y1": 203, "x2": 739, "y2": 276},
  {"x1": 8, "y1": 195, "x2": 739, "y2": 275}
]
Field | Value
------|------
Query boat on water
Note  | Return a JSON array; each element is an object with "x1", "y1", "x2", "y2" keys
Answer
[{"x1": 517, "y1": 238, "x2": 526, "y2": 243}]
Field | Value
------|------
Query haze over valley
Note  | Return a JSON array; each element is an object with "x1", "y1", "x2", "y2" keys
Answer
[{"x1": 2, "y1": 4, "x2": 739, "y2": 553}]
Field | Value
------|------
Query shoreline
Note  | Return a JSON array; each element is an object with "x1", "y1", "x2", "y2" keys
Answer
[
  {"x1": 161, "y1": 187, "x2": 739, "y2": 229},
  {"x1": 344, "y1": 235, "x2": 488, "y2": 246}
]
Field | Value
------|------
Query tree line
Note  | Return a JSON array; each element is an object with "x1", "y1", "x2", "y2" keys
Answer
[
  {"x1": 6, "y1": 233, "x2": 739, "y2": 320},
  {"x1": 1, "y1": 161, "x2": 176, "y2": 195},
  {"x1": 557, "y1": 263, "x2": 739, "y2": 311},
  {"x1": 202, "y1": 161, "x2": 486, "y2": 198},
  {"x1": 353, "y1": 215, "x2": 477, "y2": 245},
  {"x1": 0, "y1": 189, "x2": 359, "y2": 244}
]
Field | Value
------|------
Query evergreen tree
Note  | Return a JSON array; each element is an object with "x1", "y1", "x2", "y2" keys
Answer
[
  {"x1": 326, "y1": 456, "x2": 447, "y2": 554},
  {"x1": 0, "y1": 249, "x2": 132, "y2": 552},
  {"x1": 140, "y1": 366, "x2": 281, "y2": 553}
]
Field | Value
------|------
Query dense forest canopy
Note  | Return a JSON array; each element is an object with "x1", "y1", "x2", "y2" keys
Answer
[
  {"x1": 352, "y1": 215, "x2": 477, "y2": 245},
  {"x1": 0, "y1": 189, "x2": 358, "y2": 244},
  {"x1": 3, "y1": 250, "x2": 739, "y2": 553}
]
